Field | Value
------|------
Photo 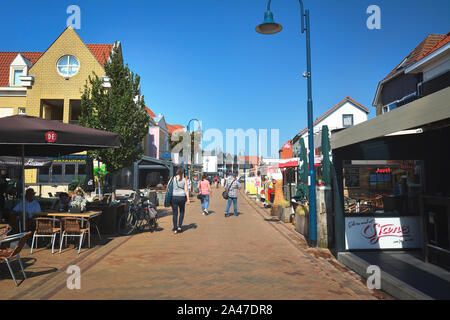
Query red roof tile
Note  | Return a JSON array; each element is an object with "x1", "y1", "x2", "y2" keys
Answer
[
  {"x1": 166, "y1": 124, "x2": 184, "y2": 134},
  {"x1": 145, "y1": 106, "x2": 156, "y2": 117},
  {"x1": 296, "y1": 97, "x2": 368, "y2": 137},
  {"x1": 0, "y1": 52, "x2": 42, "y2": 87},
  {"x1": 0, "y1": 43, "x2": 112, "y2": 87},
  {"x1": 415, "y1": 32, "x2": 450, "y2": 62},
  {"x1": 86, "y1": 44, "x2": 114, "y2": 67},
  {"x1": 382, "y1": 33, "x2": 448, "y2": 81}
]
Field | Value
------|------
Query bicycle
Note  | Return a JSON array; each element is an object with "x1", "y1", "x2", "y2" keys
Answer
[{"x1": 117, "y1": 190, "x2": 158, "y2": 236}]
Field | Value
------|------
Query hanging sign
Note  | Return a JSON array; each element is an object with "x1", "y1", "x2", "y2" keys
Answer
[{"x1": 345, "y1": 216, "x2": 421, "y2": 249}]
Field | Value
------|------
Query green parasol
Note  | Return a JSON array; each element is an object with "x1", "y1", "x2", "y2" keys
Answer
[
  {"x1": 294, "y1": 138, "x2": 309, "y2": 201},
  {"x1": 321, "y1": 125, "x2": 332, "y2": 186}
]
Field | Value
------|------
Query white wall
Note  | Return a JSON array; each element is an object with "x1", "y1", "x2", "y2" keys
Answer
[
  {"x1": 203, "y1": 155, "x2": 218, "y2": 172},
  {"x1": 422, "y1": 53, "x2": 450, "y2": 82},
  {"x1": 0, "y1": 108, "x2": 14, "y2": 118},
  {"x1": 300, "y1": 101, "x2": 368, "y2": 152}
]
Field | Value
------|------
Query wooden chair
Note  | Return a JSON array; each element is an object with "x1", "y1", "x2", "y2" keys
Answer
[
  {"x1": 59, "y1": 218, "x2": 88, "y2": 254},
  {"x1": 0, "y1": 224, "x2": 11, "y2": 239},
  {"x1": 30, "y1": 218, "x2": 60, "y2": 254},
  {"x1": 0, "y1": 232, "x2": 32, "y2": 286}
]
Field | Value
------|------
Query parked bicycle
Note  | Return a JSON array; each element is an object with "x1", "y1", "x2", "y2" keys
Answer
[{"x1": 117, "y1": 190, "x2": 158, "y2": 236}]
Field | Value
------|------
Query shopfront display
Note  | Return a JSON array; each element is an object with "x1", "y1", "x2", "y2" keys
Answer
[{"x1": 342, "y1": 160, "x2": 423, "y2": 215}]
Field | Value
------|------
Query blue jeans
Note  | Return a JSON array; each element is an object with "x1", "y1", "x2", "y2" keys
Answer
[
  {"x1": 201, "y1": 195, "x2": 210, "y2": 211},
  {"x1": 225, "y1": 197, "x2": 238, "y2": 215},
  {"x1": 171, "y1": 196, "x2": 186, "y2": 230}
]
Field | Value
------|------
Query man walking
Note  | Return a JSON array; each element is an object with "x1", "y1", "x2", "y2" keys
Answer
[{"x1": 224, "y1": 173, "x2": 241, "y2": 217}]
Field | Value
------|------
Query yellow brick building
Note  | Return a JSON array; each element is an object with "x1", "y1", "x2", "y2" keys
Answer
[{"x1": 0, "y1": 27, "x2": 116, "y2": 195}]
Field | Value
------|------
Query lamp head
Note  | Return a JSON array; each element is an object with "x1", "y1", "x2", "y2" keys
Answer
[{"x1": 255, "y1": 10, "x2": 282, "y2": 34}]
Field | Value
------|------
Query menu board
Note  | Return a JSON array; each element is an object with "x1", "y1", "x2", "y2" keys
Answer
[{"x1": 344, "y1": 166, "x2": 360, "y2": 187}]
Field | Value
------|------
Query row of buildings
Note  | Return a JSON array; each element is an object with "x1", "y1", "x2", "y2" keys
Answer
[
  {"x1": 0, "y1": 26, "x2": 190, "y2": 194},
  {"x1": 277, "y1": 32, "x2": 450, "y2": 280}
]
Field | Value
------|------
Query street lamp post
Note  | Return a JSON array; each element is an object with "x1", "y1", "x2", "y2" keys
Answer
[
  {"x1": 256, "y1": 0, "x2": 317, "y2": 246},
  {"x1": 186, "y1": 118, "x2": 200, "y2": 181}
]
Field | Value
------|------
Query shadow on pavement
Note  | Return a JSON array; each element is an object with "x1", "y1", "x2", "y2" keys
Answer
[{"x1": 181, "y1": 223, "x2": 197, "y2": 232}]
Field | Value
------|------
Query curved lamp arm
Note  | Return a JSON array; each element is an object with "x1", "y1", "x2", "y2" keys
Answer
[{"x1": 265, "y1": 0, "x2": 307, "y2": 33}]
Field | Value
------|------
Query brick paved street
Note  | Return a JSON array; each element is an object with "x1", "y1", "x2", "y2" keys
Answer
[{"x1": 0, "y1": 188, "x2": 391, "y2": 300}]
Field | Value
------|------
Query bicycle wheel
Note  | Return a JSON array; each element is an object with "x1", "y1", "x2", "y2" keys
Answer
[{"x1": 117, "y1": 208, "x2": 137, "y2": 235}]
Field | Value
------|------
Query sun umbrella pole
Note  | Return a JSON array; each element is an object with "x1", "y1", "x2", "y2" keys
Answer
[{"x1": 21, "y1": 144, "x2": 26, "y2": 232}]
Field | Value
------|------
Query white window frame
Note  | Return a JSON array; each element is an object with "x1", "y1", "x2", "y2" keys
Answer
[
  {"x1": 56, "y1": 55, "x2": 80, "y2": 78},
  {"x1": 342, "y1": 114, "x2": 354, "y2": 127},
  {"x1": 11, "y1": 68, "x2": 24, "y2": 86}
]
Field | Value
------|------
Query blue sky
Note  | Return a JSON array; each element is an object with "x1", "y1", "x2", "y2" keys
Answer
[{"x1": 1, "y1": 0, "x2": 449, "y2": 156}]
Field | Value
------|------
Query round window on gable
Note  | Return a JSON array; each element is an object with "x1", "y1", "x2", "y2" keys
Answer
[{"x1": 56, "y1": 55, "x2": 79, "y2": 77}]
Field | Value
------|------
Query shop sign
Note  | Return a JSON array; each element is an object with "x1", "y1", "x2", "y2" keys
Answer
[
  {"x1": 375, "y1": 168, "x2": 390, "y2": 173},
  {"x1": 345, "y1": 217, "x2": 421, "y2": 250}
]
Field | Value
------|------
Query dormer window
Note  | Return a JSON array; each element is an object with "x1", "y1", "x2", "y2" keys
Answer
[
  {"x1": 12, "y1": 69, "x2": 23, "y2": 86},
  {"x1": 57, "y1": 55, "x2": 79, "y2": 77}
]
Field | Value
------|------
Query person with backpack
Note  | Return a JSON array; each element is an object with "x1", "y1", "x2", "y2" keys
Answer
[
  {"x1": 223, "y1": 173, "x2": 241, "y2": 217},
  {"x1": 198, "y1": 174, "x2": 211, "y2": 215},
  {"x1": 167, "y1": 168, "x2": 190, "y2": 234}
]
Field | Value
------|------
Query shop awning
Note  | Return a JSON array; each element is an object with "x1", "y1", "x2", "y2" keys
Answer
[
  {"x1": 331, "y1": 87, "x2": 450, "y2": 150},
  {"x1": 278, "y1": 158, "x2": 299, "y2": 168}
]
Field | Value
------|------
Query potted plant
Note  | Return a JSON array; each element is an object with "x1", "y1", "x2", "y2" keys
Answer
[
  {"x1": 277, "y1": 200, "x2": 292, "y2": 223},
  {"x1": 294, "y1": 204, "x2": 309, "y2": 237},
  {"x1": 69, "y1": 187, "x2": 87, "y2": 213}
]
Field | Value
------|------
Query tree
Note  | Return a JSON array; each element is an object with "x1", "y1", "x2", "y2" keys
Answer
[{"x1": 80, "y1": 45, "x2": 149, "y2": 174}]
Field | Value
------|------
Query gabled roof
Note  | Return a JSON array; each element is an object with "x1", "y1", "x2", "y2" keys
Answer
[
  {"x1": 294, "y1": 97, "x2": 369, "y2": 138},
  {"x1": 166, "y1": 124, "x2": 184, "y2": 134},
  {"x1": 145, "y1": 106, "x2": 156, "y2": 117},
  {"x1": 145, "y1": 106, "x2": 184, "y2": 134},
  {"x1": 373, "y1": 32, "x2": 449, "y2": 106},
  {"x1": 382, "y1": 33, "x2": 448, "y2": 82},
  {"x1": 86, "y1": 44, "x2": 114, "y2": 67},
  {"x1": 415, "y1": 32, "x2": 450, "y2": 62},
  {"x1": 0, "y1": 52, "x2": 42, "y2": 86},
  {"x1": 0, "y1": 27, "x2": 114, "y2": 88}
]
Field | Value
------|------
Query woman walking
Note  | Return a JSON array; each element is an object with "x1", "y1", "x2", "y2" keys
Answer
[
  {"x1": 168, "y1": 168, "x2": 190, "y2": 234},
  {"x1": 199, "y1": 174, "x2": 211, "y2": 215}
]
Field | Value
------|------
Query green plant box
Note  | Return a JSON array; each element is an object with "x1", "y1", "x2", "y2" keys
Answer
[
  {"x1": 278, "y1": 207, "x2": 292, "y2": 223},
  {"x1": 295, "y1": 212, "x2": 309, "y2": 237},
  {"x1": 270, "y1": 205, "x2": 279, "y2": 216}
]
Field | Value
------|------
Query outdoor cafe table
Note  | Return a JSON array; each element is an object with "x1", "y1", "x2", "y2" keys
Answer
[{"x1": 32, "y1": 211, "x2": 102, "y2": 248}]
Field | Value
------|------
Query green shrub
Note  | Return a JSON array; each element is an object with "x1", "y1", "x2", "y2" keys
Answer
[{"x1": 295, "y1": 204, "x2": 309, "y2": 216}]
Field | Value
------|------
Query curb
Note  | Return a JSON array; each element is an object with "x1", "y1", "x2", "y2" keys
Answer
[{"x1": 338, "y1": 252, "x2": 433, "y2": 300}]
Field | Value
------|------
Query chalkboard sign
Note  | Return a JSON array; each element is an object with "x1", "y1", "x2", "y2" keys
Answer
[{"x1": 344, "y1": 166, "x2": 360, "y2": 187}]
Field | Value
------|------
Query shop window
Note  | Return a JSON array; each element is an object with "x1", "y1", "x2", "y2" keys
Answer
[
  {"x1": 38, "y1": 167, "x2": 50, "y2": 183},
  {"x1": 342, "y1": 114, "x2": 353, "y2": 127},
  {"x1": 78, "y1": 164, "x2": 87, "y2": 181},
  {"x1": 343, "y1": 160, "x2": 423, "y2": 215},
  {"x1": 52, "y1": 164, "x2": 63, "y2": 183},
  {"x1": 65, "y1": 164, "x2": 76, "y2": 183}
]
